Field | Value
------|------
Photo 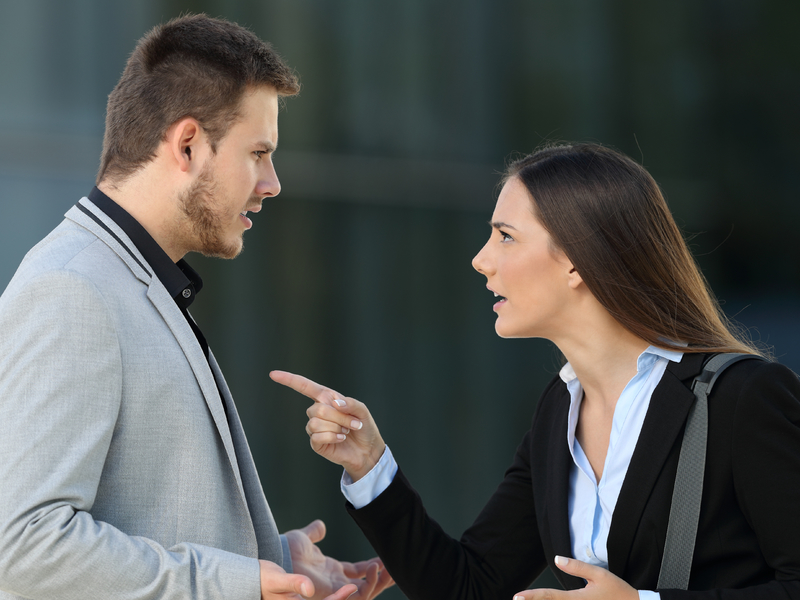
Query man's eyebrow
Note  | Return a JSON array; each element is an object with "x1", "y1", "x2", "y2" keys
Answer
[
  {"x1": 489, "y1": 221, "x2": 517, "y2": 230},
  {"x1": 257, "y1": 141, "x2": 277, "y2": 152}
]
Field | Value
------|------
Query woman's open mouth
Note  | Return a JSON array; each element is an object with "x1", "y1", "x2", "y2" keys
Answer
[{"x1": 493, "y1": 291, "x2": 507, "y2": 310}]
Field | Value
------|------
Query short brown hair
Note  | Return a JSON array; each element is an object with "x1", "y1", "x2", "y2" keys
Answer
[
  {"x1": 97, "y1": 13, "x2": 300, "y2": 185},
  {"x1": 506, "y1": 143, "x2": 763, "y2": 356}
]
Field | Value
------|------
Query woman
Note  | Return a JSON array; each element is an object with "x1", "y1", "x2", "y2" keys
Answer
[{"x1": 271, "y1": 143, "x2": 800, "y2": 600}]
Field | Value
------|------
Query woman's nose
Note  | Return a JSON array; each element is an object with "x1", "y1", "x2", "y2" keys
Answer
[{"x1": 472, "y1": 240, "x2": 492, "y2": 275}]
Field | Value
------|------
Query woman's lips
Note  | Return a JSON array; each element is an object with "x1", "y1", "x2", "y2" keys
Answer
[{"x1": 492, "y1": 292, "x2": 507, "y2": 311}]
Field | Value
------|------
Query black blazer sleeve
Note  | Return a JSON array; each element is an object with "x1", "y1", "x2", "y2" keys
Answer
[
  {"x1": 348, "y1": 357, "x2": 800, "y2": 600},
  {"x1": 345, "y1": 377, "x2": 573, "y2": 600},
  {"x1": 347, "y1": 436, "x2": 546, "y2": 600}
]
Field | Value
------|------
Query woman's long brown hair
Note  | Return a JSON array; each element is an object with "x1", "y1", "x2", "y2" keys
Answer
[{"x1": 506, "y1": 143, "x2": 764, "y2": 356}]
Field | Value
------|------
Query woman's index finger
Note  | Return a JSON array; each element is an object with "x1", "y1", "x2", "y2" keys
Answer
[{"x1": 269, "y1": 370, "x2": 330, "y2": 403}]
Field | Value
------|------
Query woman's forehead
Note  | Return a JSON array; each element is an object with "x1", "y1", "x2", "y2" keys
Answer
[{"x1": 493, "y1": 178, "x2": 535, "y2": 221}]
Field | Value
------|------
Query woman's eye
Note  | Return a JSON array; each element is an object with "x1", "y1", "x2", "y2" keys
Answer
[{"x1": 500, "y1": 231, "x2": 513, "y2": 242}]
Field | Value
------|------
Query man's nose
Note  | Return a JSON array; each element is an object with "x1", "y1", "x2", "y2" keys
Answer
[{"x1": 257, "y1": 160, "x2": 281, "y2": 198}]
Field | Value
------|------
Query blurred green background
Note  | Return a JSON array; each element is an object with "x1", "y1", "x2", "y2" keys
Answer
[{"x1": 1, "y1": 0, "x2": 798, "y2": 595}]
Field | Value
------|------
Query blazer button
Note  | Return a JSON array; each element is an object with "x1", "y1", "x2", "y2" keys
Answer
[{"x1": 182, "y1": 289, "x2": 192, "y2": 298}]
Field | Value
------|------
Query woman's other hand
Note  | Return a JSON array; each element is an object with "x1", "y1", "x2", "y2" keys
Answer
[
  {"x1": 269, "y1": 370, "x2": 386, "y2": 481},
  {"x1": 513, "y1": 556, "x2": 639, "y2": 600}
]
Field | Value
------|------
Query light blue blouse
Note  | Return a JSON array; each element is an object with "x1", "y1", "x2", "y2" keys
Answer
[{"x1": 342, "y1": 346, "x2": 684, "y2": 599}]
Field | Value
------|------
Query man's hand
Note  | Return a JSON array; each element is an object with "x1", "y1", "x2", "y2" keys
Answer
[
  {"x1": 513, "y1": 556, "x2": 638, "y2": 600},
  {"x1": 259, "y1": 559, "x2": 355, "y2": 600},
  {"x1": 285, "y1": 520, "x2": 394, "y2": 600}
]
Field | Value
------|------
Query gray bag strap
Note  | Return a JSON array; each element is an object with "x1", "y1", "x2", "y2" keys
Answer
[{"x1": 657, "y1": 352, "x2": 765, "y2": 590}]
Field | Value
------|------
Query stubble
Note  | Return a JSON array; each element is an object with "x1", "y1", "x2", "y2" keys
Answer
[{"x1": 178, "y1": 162, "x2": 243, "y2": 259}]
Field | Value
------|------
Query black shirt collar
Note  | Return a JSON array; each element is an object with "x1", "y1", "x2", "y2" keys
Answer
[{"x1": 87, "y1": 187, "x2": 203, "y2": 309}]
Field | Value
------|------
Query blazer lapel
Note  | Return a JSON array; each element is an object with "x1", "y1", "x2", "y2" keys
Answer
[
  {"x1": 546, "y1": 387, "x2": 573, "y2": 555},
  {"x1": 67, "y1": 201, "x2": 152, "y2": 285},
  {"x1": 66, "y1": 199, "x2": 250, "y2": 509},
  {"x1": 606, "y1": 353, "x2": 706, "y2": 577},
  {"x1": 545, "y1": 385, "x2": 586, "y2": 589},
  {"x1": 210, "y1": 354, "x2": 283, "y2": 562},
  {"x1": 146, "y1": 285, "x2": 249, "y2": 502}
]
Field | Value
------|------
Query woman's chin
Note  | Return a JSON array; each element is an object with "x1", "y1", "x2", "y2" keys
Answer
[
  {"x1": 495, "y1": 320, "x2": 540, "y2": 340},
  {"x1": 495, "y1": 322, "x2": 521, "y2": 339}
]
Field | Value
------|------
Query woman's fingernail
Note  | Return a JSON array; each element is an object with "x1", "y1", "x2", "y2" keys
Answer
[
  {"x1": 514, "y1": 596, "x2": 525, "y2": 600},
  {"x1": 334, "y1": 398, "x2": 346, "y2": 407},
  {"x1": 555, "y1": 555, "x2": 568, "y2": 566},
  {"x1": 341, "y1": 427, "x2": 350, "y2": 434},
  {"x1": 337, "y1": 434, "x2": 346, "y2": 441},
  {"x1": 351, "y1": 419, "x2": 363, "y2": 430}
]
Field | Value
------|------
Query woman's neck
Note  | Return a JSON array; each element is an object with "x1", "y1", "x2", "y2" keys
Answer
[{"x1": 555, "y1": 313, "x2": 650, "y2": 411}]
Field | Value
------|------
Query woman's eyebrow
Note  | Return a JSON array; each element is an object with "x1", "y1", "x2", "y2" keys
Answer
[{"x1": 489, "y1": 221, "x2": 517, "y2": 230}]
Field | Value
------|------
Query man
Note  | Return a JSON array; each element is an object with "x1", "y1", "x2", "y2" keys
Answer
[{"x1": 0, "y1": 14, "x2": 391, "y2": 600}]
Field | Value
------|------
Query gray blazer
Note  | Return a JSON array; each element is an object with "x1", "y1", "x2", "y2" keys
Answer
[{"x1": 0, "y1": 198, "x2": 289, "y2": 600}]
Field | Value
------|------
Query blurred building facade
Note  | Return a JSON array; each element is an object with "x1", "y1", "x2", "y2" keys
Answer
[{"x1": 1, "y1": 0, "x2": 798, "y2": 595}]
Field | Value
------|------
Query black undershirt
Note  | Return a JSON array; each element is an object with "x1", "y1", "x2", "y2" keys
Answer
[{"x1": 85, "y1": 187, "x2": 225, "y2": 415}]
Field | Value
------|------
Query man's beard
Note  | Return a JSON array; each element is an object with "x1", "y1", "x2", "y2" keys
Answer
[{"x1": 178, "y1": 163, "x2": 243, "y2": 260}]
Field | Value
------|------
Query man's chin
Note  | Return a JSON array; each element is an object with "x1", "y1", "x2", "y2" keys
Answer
[{"x1": 198, "y1": 238, "x2": 244, "y2": 260}]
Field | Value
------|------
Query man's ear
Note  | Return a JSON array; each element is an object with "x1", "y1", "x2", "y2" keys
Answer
[{"x1": 166, "y1": 118, "x2": 203, "y2": 173}]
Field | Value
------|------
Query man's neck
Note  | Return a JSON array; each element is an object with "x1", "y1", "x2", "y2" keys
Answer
[{"x1": 97, "y1": 176, "x2": 186, "y2": 262}]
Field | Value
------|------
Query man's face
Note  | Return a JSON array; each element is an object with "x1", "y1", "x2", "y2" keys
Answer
[{"x1": 178, "y1": 86, "x2": 280, "y2": 259}]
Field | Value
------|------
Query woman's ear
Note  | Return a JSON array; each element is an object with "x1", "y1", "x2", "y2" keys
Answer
[{"x1": 567, "y1": 266, "x2": 584, "y2": 289}]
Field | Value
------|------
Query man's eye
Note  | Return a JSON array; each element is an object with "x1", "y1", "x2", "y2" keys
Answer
[{"x1": 254, "y1": 151, "x2": 266, "y2": 159}]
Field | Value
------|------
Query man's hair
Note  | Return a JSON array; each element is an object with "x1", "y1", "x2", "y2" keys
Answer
[{"x1": 97, "y1": 13, "x2": 300, "y2": 185}]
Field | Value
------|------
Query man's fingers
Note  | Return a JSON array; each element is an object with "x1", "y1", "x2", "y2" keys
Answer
[
  {"x1": 259, "y1": 560, "x2": 315, "y2": 597},
  {"x1": 365, "y1": 561, "x2": 380, "y2": 582},
  {"x1": 341, "y1": 560, "x2": 368, "y2": 579},
  {"x1": 342, "y1": 558, "x2": 383, "y2": 579},
  {"x1": 298, "y1": 519, "x2": 326, "y2": 544},
  {"x1": 323, "y1": 584, "x2": 358, "y2": 600},
  {"x1": 343, "y1": 560, "x2": 394, "y2": 600},
  {"x1": 375, "y1": 567, "x2": 395, "y2": 594},
  {"x1": 352, "y1": 563, "x2": 379, "y2": 600},
  {"x1": 297, "y1": 578, "x2": 315, "y2": 599}
]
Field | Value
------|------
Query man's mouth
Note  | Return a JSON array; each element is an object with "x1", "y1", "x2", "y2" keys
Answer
[
  {"x1": 239, "y1": 210, "x2": 253, "y2": 230},
  {"x1": 243, "y1": 201, "x2": 263, "y2": 216}
]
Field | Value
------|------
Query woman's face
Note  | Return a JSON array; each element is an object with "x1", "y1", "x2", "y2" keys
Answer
[{"x1": 472, "y1": 177, "x2": 576, "y2": 339}]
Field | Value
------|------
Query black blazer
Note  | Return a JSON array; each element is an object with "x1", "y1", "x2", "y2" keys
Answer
[{"x1": 348, "y1": 354, "x2": 800, "y2": 599}]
